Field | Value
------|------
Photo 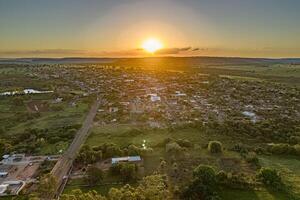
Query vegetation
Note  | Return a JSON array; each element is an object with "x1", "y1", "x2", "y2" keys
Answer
[
  {"x1": 181, "y1": 165, "x2": 219, "y2": 200},
  {"x1": 61, "y1": 174, "x2": 171, "y2": 200},
  {"x1": 0, "y1": 63, "x2": 299, "y2": 199},
  {"x1": 110, "y1": 163, "x2": 138, "y2": 182},
  {"x1": 208, "y1": 141, "x2": 223, "y2": 154},
  {"x1": 257, "y1": 168, "x2": 284, "y2": 191},
  {"x1": 36, "y1": 174, "x2": 57, "y2": 199},
  {"x1": 61, "y1": 189, "x2": 107, "y2": 200},
  {"x1": 85, "y1": 166, "x2": 104, "y2": 186}
]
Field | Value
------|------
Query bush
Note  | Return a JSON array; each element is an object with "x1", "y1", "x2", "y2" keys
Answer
[
  {"x1": 110, "y1": 163, "x2": 138, "y2": 182},
  {"x1": 166, "y1": 142, "x2": 183, "y2": 155},
  {"x1": 267, "y1": 143, "x2": 300, "y2": 156},
  {"x1": 208, "y1": 141, "x2": 223, "y2": 154},
  {"x1": 176, "y1": 139, "x2": 193, "y2": 148},
  {"x1": 245, "y1": 152, "x2": 260, "y2": 166},
  {"x1": 269, "y1": 143, "x2": 294, "y2": 154},
  {"x1": 85, "y1": 166, "x2": 104, "y2": 186},
  {"x1": 216, "y1": 170, "x2": 227, "y2": 182},
  {"x1": 181, "y1": 165, "x2": 219, "y2": 200},
  {"x1": 258, "y1": 168, "x2": 284, "y2": 191},
  {"x1": 193, "y1": 165, "x2": 217, "y2": 186}
]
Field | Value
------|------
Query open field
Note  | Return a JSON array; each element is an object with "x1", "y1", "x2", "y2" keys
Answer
[
  {"x1": 220, "y1": 187, "x2": 288, "y2": 200},
  {"x1": 259, "y1": 155, "x2": 300, "y2": 197},
  {"x1": 213, "y1": 64, "x2": 300, "y2": 77},
  {"x1": 85, "y1": 125, "x2": 254, "y2": 180},
  {"x1": 198, "y1": 64, "x2": 300, "y2": 86},
  {"x1": 0, "y1": 65, "x2": 92, "y2": 156}
]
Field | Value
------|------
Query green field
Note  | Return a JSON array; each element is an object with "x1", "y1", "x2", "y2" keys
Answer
[
  {"x1": 83, "y1": 124, "x2": 300, "y2": 199},
  {"x1": 220, "y1": 188, "x2": 288, "y2": 200},
  {"x1": 0, "y1": 66, "x2": 92, "y2": 155},
  {"x1": 85, "y1": 124, "x2": 255, "y2": 180},
  {"x1": 86, "y1": 124, "x2": 254, "y2": 149},
  {"x1": 211, "y1": 64, "x2": 300, "y2": 86},
  {"x1": 63, "y1": 176, "x2": 132, "y2": 196},
  {"x1": 259, "y1": 155, "x2": 300, "y2": 196}
]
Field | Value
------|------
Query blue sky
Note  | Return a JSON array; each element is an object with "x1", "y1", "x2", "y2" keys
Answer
[{"x1": 0, "y1": 0, "x2": 299, "y2": 57}]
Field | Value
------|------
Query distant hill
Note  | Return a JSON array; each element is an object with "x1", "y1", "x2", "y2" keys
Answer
[
  {"x1": 1, "y1": 56, "x2": 300, "y2": 66},
  {"x1": 0, "y1": 57, "x2": 116, "y2": 64},
  {"x1": 114, "y1": 57, "x2": 300, "y2": 67}
]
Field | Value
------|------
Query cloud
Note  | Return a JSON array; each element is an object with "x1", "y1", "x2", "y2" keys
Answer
[
  {"x1": 0, "y1": 49, "x2": 87, "y2": 55},
  {"x1": 0, "y1": 47, "x2": 203, "y2": 57},
  {"x1": 0, "y1": 49, "x2": 91, "y2": 58},
  {"x1": 156, "y1": 47, "x2": 192, "y2": 55}
]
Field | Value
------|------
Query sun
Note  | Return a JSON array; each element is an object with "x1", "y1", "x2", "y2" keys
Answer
[{"x1": 142, "y1": 38, "x2": 163, "y2": 53}]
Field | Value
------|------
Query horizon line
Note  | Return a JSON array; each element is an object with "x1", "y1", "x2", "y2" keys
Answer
[{"x1": 1, "y1": 55, "x2": 300, "y2": 60}]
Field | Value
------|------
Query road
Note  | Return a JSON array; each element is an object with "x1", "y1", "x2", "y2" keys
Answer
[{"x1": 50, "y1": 98, "x2": 101, "y2": 198}]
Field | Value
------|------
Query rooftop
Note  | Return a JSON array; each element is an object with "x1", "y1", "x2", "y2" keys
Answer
[{"x1": 111, "y1": 156, "x2": 141, "y2": 164}]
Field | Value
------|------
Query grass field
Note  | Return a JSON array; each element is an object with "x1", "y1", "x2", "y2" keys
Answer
[
  {"x1": 210, "y1": 64, "x2": 300, "y2": 86},
  {"x1": 0, "y1": 65, "x2": 94, "y2": 156},
  {"x1": 259, "y1": 155, "x2": 300, "y2": 196},
  {"x1": 63, "y1": 176, "x2": 130, "y2": 196},
  {"x1": 220, "y1": 187, "x2": 288, "y2": 200},
  {"x1": 64, "y1": 184, "x2": 124, "y2": 196},
  {"x1": 85, "y1": 124, "x2": 256, "y2": 179},
  {"x1": 86, "y1": 124, "x2": 255, "y2": 149}
]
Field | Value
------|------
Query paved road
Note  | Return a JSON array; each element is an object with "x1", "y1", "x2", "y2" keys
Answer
[{"x1": 50, "y1": 98, "x2": 101, "y2": 198}]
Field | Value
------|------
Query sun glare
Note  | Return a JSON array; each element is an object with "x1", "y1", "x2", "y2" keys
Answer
[{"x1": 142, "y1": 38, "x2": 163, "y2": 53}]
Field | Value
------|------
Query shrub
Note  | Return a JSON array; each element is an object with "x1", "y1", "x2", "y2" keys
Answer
[
  {"x1": 269, "y1": 143, "x2": 294, "y2": 154},
  {"x1": 245, "y1": 152, "x2": 260, "y2": 166},
  {"x1": 110, "y1": 163, "x2": 138, "y2": 182},
  {"x1": 208, "y1": 141, "x2": 223, "y2": 154},
  {"x1": 166, "y1": 142, "x2": 183, "y2": 155},
  {"x1": 176, "y1": 139, "x2": 193, "y2": 148},
  {"x1": 85, "y1": 166, "x2": 104, "y2": 186},
  {"x1": 193, "y1": 165, "x2": 217, "y2": 187},
  {"x1": 181, "y1": 165, "x2": 219, "y2": 200},
  {"x1": 258, "y1": 168, "x2": 284, "y2": 191}
]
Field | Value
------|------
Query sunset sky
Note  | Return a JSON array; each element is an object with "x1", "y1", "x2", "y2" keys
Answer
[{"x1": 0, "y1": 0, "x2": 300, "y2": 58}]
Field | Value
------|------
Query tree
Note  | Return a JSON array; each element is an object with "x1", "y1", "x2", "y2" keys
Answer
[
  {"x1": 61, "y1": 189, "x2": 107, "y2": 200},
  {"x1": 165, "y1": 142, "x2": 184, "y2": 158},
  {"x1": 108, "y1": 174, "x2": 172, "y2": 200},
  {"x1": 120, "y1": 163, "x2": 137, "y2": 182},
  {"x1": 0, "y1": 139, "x2": 12, "y2": 157},
  {"x1": 193, "y1": 165, "x2": 217, "y2": 188},
  {"x1": 208, "y1": 141, "x2": 223, "y2": 154},
  {"x1": 108, "y1": 184, "x2": 138, "y2": 200},
  {"x1": 37, "y1": 174, "x2": 57, "y2": 199},
  {"x1": 258, "y1": 168, "x2": 284, "y2": 191},
  {"x1": 85, "y1": 166, "x2": 104, "y2": 186},
  {"x1": 76, "y1": 145, "x2": 103, "y2": 165},
  {"x1": 136, "y1": 174, "x2": 171, "y2": 200},
  {"x1": 110, "y1": 163, "x2": 137, "y2": 182},
  {"x1": 181, "y1": 165, "x2": 219, "y2": 200},
  {"x1": 158, "y1": 159, "x2": 167, "y2": 174}
]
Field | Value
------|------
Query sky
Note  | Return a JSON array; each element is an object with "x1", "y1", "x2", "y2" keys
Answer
[{"x1": 0, "y1": 0, "x2": 300, "y2": 58}]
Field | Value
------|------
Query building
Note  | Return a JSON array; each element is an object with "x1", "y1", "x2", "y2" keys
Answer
[
  {"x1": 1, "y1": 154, "x2": 25, "y2": 164},
  {"x1": 149, "y1": 94, "x2": 161, "y2": 102},
  {"x1": 0, "y1": 184, "x2": 8, "y2": 195},
  {"x1": 111, "y1": 156, "x2": 141, "y2": 165},
  {"x1": 0, "y1": 172, "x2": 8, "y2": 178}
]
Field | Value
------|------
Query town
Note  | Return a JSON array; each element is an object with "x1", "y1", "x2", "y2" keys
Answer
[{"x1": 0, "y1": 62, "x2": 299, "y2": 199}]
